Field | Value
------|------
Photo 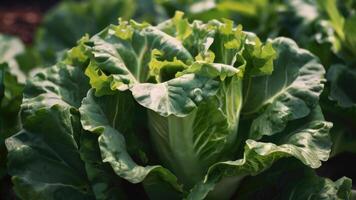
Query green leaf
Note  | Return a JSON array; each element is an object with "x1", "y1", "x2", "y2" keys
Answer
[
  {"x1": 132, "y1": 73, "x2": 220, "y2": 117},
  {"x1": 241, "y1": 33, "x2": 276, "y2": 77},
  {"x1": 317, "y1": 0, "x2": 356, "y2": 59},
  {"x1": 327, "y1": 64, "x2": 356, "y2": 108},
  {"x1": 317, "y1": 0, "x2": 345, "y2": 41},
  {"x1": 209, "y1": 20, "x2": 246, "y2": 65},
  {"x1": 99, "y1": 128, "x2": 180, "y2": 186},
  {"x1": 216, "y1": 1, "x2": 259, "y2": 16},
  {"x1": 10, "y1": 12, "x2": 340, "y2": 200},
  {"x1": 0, "y1": 64, "x2": 4, "y2": 103},
  {"x1": 79, "y1": 131, "x2": 128, "y2": 200},
  {"x1": 143, "y1": 75, "x2": 243, "y2": 188},
  {"x1": 79, "y1": 89, "x2": 183, "y2": 198},
  {"x1": 0, "y1": 63, "x2": 24, "y2": 114},
  {"x1": 344, "y1": 14, "x2": 356, "y2": 57},
  {"x1": 0, "y1": 34, "x2": 25, "y2": 67},
  {"x1": 77, "y1": 16, "x2": 333, "y2": 199},
  {"x1": 235, "y1": 159, "x2": 352, "y2": 199},
  {"x1": 329, "y1": 123, "x2": 356, "y2": 156},
  {"x1": 6, "y1": 108, "x2": 94, "y2": 200},
  {"x1": 157, "y1": 11, "x2": 215, "y2": 57},
  {"x1": 172, "y1": 11, "x2": 193, "y2": 41},
  {"x1": 176, "y1": 62, "x2": 240, "y2": 79},
  {"x1": 324, "y1": 64, "x2": 356, "y2": 155},
  {"x1": 78, "y1": 16, "x2": 247, "y2": 189},
  {"x1": 242, "y1": 37, "x2": 326, "y2": 140},
  {"x1": 0, "y1": 34, "x2": 26, "y2": 178},
  {"x1": 84, "y1": 22, "x2": 193, "y2": 95},
  {"x1": 188, "y1": 107, "x2": 332, "y2": 199},
  {"x1": 0, "y1": 63, "x2": 24, "y2": 175},
  {"x1": 0, "y1": 34, "x2": 26, "y2": 111},
  {"x1": 5, "y1": 64, "x2": 97, "y2": 199},
  {"x1": 21, "y1": 64, "x2": 89, "y2": 118}
]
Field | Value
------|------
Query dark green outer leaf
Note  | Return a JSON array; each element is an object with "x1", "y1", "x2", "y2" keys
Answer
[
  {"x1": 79, "y1": 89, "x2": 183, "y2": 198},
  {"x1": 0, "y1": 34, "x2": 26, "y2": 114},
  {"x1": 5, "y1": 64, "x2": 97, "y2": 199},
  {"x1": 6, "y1": 108, "x2": 94, "y2": 200},
  {"x1": 85, "y1": 24, "x2": 193, "y2": 95},
  {"x1": 79, "y1": 131, "x2": 128, "y2": 200},
  {"x1": 234, "y1": 158, "x2": 352, "y2": 200},
  {"x1": 0, "y1": 34, "x2": 26, "y2": 178},
  {"x1": 327, "y1": 64, "x2": 356, "y2": 108},
  {"x1": 187, "y1": 91, "x2": 331, "y2": 199},
  {"x1": 323, "y1": 64, "x2": 356, "y2": 155}
]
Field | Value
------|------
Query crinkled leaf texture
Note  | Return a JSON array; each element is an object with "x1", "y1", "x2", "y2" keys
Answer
[
  {"x1": 185, "y1": 37, "x2": 330, "y2": 199},
  {"x1": 187, "y1": 106, "x2": 332, "y2": 199},
  {"x1": 6, "y1": 13, "x2": 345, "y2": 200},
  {"x1": 243, "y1": 37, "x2": 326, "y2": 140},
  {"x1": 6, "y1": 64, "x2": 94, "y2": 199}
]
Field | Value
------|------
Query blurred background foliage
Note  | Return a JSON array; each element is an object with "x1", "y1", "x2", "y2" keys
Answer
[{"x1": 0, "y1": 0, "x2": 355, "y2": 199}]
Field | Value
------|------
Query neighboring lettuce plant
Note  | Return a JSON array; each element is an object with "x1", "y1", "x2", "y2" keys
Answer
[
  {"x1": 0, "y1": 34, "x2": 27, "y2": 178},
  {"x1": 6, "y1": 13, "x2": 352, "y2": 199},
  {"x1": 34, "y1": 0, "x2": 168, "y2": 66},
  {"x1": 157, "y1": 0, "x2": 284, "y2": 39},
  {"x1": 34, "y1": 0, "x2": 135, "y2": 65},
  {"x1": 311, "y1": 0, "x2": 356, "y2": 156},
  {"x1": 233, "y1": 158, "x2": 352, "y2": 199},
  {"x1": 0, "y1": 34, "x2": 29, "y2": 200}
]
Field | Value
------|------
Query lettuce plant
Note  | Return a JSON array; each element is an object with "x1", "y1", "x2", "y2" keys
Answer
[{"x1": 5, "y1": 13, "x2": 352, "y2": 199}]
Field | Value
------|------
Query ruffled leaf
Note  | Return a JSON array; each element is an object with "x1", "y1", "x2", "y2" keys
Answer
[
  {"x1": 243, "y1": 38, "x2": 326, "y2": 140},
  {"x1": 5, "y1": 64, "x2": 95, "y2": 199},
  {"x1": 79, "y1": 89, "x2": 183, "y2": 198},
  {"x1": 83, "y1": 22, "x2": 193, "y2": 95},
  {"x1": 188, "y1": 107, "x2": 332, "y2": 199}
]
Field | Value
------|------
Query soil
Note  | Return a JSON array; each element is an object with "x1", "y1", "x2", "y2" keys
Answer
[{"x1": 0, "y1": 0, "x2": 59, "y2": 43}]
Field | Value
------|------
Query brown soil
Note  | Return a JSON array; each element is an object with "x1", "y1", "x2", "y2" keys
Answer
[
  {"x1": 0, "y1": 1, "x2": 59, "y2": 43},
  {"x1": 0, "y1": 7, "x2": 42, "y2": 43}
]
